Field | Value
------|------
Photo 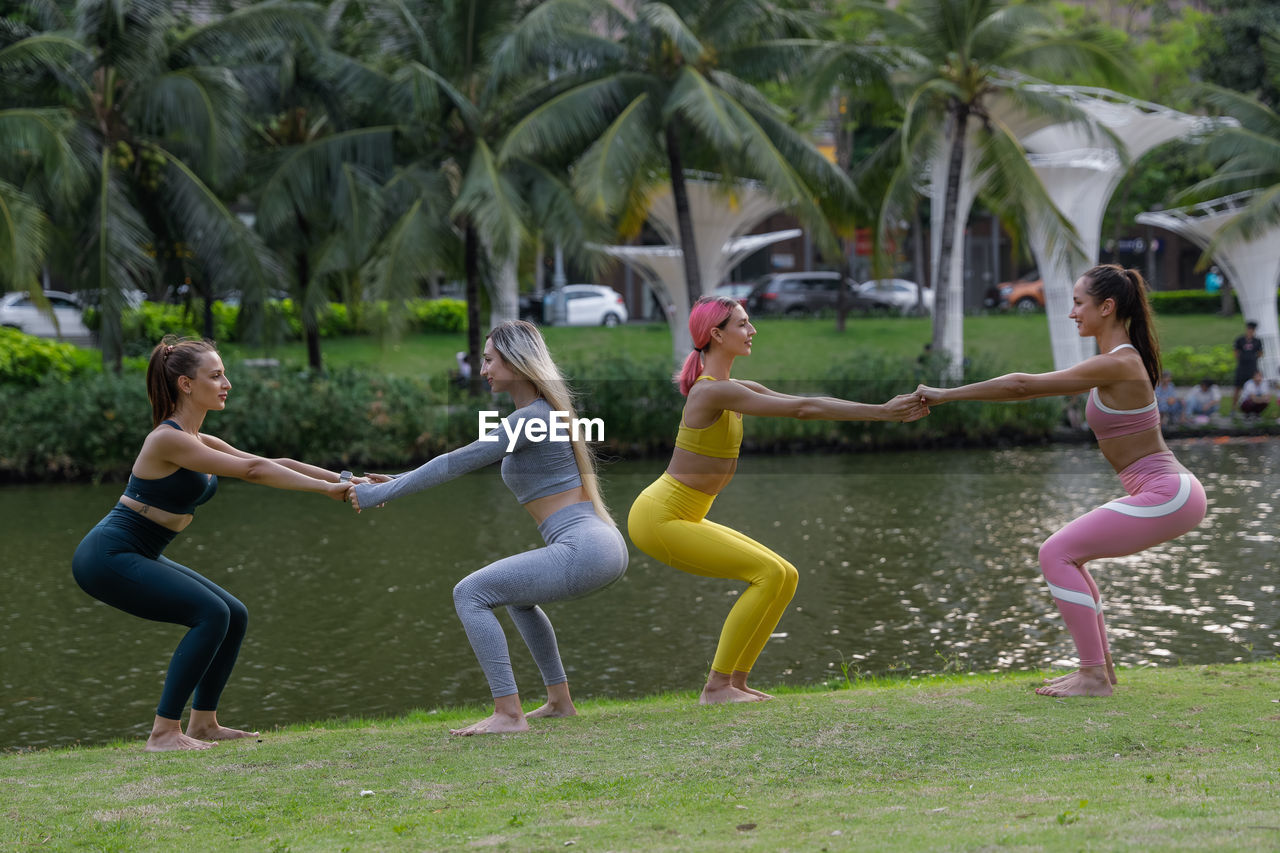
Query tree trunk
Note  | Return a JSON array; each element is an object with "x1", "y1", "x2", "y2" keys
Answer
[
  {"x1": 297, "y1": 250, "x2": 322, "y2": 372},
  {"x1": 464, "y1": 221, "x2": 483, "y2": 397},
  {"x1": 665, "y1": 125, "x2": 702, "y2": 304},
  {"x1": 932, "y1": 104, "x2": 969, "y2": 367}
]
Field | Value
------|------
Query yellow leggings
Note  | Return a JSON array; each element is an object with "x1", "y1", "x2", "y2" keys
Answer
[{"x1": 628, "y1": 473, "x2": 798, "y2": 675}]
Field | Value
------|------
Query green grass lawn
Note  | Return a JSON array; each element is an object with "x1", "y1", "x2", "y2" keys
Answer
[
  {"x1": 221, "y1": 313, "x2": 1244, "y2": 382},
  {"x1": 5, "y1": 663, "x2": 1278, "y2": 851}
]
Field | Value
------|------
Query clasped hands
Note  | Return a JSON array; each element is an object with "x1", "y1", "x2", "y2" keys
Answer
[{"x1": 336, "y1": 472, "x2": 393, "y2": 512}]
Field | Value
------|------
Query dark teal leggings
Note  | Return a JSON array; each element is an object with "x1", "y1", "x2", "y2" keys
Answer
[{"x1": 73, "y1": 506, "x2": 248, "y2": 721}]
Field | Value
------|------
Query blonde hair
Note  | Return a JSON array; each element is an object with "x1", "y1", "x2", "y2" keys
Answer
[{"x1": 487, "y1": 321, "x2": 614, "y2": 527}]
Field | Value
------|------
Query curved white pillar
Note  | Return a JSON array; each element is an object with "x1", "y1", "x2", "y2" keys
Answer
[
  {"x1": 1020, "y1": 86, "x2": 1226, "y2": 369},
  {"x1": 1137, "y1": 192, "x2": 1280, "y2": 381}
]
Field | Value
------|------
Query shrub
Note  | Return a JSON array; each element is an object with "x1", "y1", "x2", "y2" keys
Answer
[
  {"x1": 409, "y1": 298, "x2": 468, "y2": 334},
  {"x1": 1149, "y1": 290, "x2": 1225, "y2": 315},
  {"x1": 0, "y1": 328, "x2": 100, "y2": 386},
  {"x1": 1162, "y1": 345, "x2": 1234, "y2": 385},
  {"x1": 0, "y1": 362, "x2": 450, "y2": 481}
]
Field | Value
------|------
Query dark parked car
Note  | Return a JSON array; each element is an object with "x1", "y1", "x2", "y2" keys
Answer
[{"x1": 745, "y1": 272, "x2": 878, "y2": 316}]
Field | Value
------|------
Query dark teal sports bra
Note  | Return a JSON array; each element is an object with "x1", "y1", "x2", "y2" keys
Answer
[{"x1": 124, "y1": 420, "x2": 218, "y2": 515}]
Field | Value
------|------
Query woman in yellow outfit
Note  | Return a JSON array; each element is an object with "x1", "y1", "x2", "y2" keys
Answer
[{"x1": 628, "y1": 296, "x2": 929, "y2": 703}]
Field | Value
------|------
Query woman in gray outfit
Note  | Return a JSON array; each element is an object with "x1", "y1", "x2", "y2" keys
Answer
[{"x1": 352, "y1": 321, "x2": 627, "y2": 735}]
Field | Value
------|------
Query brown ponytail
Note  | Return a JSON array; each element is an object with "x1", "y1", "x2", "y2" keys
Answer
[
  {"x1": 1082, "y1": 264, "x2": 1161, "y2": 387},
  {"x1": 145, "y1": 335, "x2": 218, "y2": 427}
]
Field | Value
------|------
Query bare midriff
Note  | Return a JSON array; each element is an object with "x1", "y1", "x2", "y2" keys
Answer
[
  {"x1": 665, "y1": 447, "x2": 738, "y2": 497},
  {"x1": 1098, "y1": 427, "x2": 1170, "y2": 473},
  {"x1": 117, "y1": 495, "x2": 195, "y2": 533},
  {"x1": 523, "y1": 485, "x2": 593, "y2": 524}
]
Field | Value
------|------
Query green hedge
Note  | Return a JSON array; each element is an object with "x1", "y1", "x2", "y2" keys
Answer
[
  {"x1": 1149, "y1": 290, "x2": 1225, "y2": 314},
  {"x1": 0, "y1": 349, "x2": 1066, "y2": 481},
  {"x1": 84, "y1": 298, "x2": 468, "y2": 354},
  {"x1": 0, "y1": 365, "x2": 450, "y2": 481},
  {"x1": 0, "y1": 328, "x2": 100, "y2": 386},
  {"x1": 1162, "y1": 345, "x2": 1235, "y2": 385}
]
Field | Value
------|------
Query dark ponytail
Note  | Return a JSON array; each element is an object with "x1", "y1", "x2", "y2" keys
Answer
[
  {"x1": 1082, "y1": 264, "x2": 1160, "y2": 387},
  {"x1": 145, "y1": 335, "x2": 218, "y2": 427}
]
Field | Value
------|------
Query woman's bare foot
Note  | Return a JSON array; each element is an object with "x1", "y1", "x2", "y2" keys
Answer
[
  {"x1": 1043, "y1": 659, "x2": 1118, "y2": 687},
  {"x1": 144, "y1": 717, "x2": 216, "y2": 752},
  {"x1": 451, "y1": 694, "x2": 530, "y2": 735},
  {"x1": 526, "y1": 683, "x2": 577, "y2": 719},
  {"x1": 450, "y1": 712, "x2": 530, "y2": 736},
  {"x1": 187, "y1": 710, "x2": 259, "y2": 741},
  {"x1": 700, "y1": 670, "x2": 764, "y2": 704},
  {"x1": 699, "y1": 683, "x2": 763, "y2": 704},
  {"x1": 730, "y1": 671, "x2": 774, "y2": 700},
  {"x1": 1034, "y1": 668, "x2": 1113, "y2": 697}
]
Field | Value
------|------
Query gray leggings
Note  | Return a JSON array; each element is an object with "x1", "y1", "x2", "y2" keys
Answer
[{"x1": 453, "y1": 502, "x2": 628, "y2": 698}]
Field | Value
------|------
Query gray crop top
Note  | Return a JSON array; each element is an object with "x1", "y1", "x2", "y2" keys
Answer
[{"x1": 352, "y1": 398, "x2": 583, "y2": 508}]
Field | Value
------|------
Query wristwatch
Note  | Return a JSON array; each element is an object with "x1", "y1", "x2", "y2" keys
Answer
[{"x1": 339, "y1": 470, "x2": 353, "y2": 483}]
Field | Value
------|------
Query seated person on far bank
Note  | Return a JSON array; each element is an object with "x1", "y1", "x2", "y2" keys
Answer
[
  {"x1": 1238, "y1": 370, "x2": 1272, "y2": 418},
  {"x1": 1155, "y1": 370, "x2": 1184, "y2": 426},
  {"x1": 1183, "y1": 378, "x2": 1221, "y2": 423}
]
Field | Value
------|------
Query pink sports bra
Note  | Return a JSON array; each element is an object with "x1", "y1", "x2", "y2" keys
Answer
[{"x1": 1085, "y1": 344, "x2": 1160, "y2": 439}]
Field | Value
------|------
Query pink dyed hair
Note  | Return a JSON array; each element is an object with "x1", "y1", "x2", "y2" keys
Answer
[{"x1": 676, "y1": 296, "x2": 741, "y2": 395}]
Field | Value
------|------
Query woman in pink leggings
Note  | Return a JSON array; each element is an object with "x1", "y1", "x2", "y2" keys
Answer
[{"x1": 916, "y1": 265, "x2": 1206, "y2": 697}]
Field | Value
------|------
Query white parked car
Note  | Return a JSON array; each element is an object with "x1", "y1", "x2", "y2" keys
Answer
[
  {"x1": 856, "y1": 278, "x2": 934, "y2": 315},
  {"x1": 543, "y1": 284, "x2": 629, "y2": 327},
  {"x1": 0, "y1": 290, "x2": 93, "y2": 339}
]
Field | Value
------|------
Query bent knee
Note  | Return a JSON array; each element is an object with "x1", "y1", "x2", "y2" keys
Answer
[{"x1": 757, "y1": 557, "x2": 799, "y2": 593}]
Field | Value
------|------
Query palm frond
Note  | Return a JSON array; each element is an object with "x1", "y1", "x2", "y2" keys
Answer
[
  {"x1": 637, "y1": 2, "x2": 705, "y2": 65},
  {"x1": 665, "y1": 67, "x2": 741, "y2": 150},
  {"x1": 84, "y1": 150, "x2": 158, "y2": 362},
  {"x1": 451, "y1": 139, "x2": 529, "y2": 263},
  {"x1": 973, "y1": 120, "x2": 1083, "y2": 269},
  {"x1": 127, "y1": 66, "x2": 250, "y2": 186},
  {"x1": 0, "y1": 107, "x2": 89, "y2": 203},
  {"x1": 155, "y1": 147, "x2": 283, "y2": 333},
  {"x1": 500, "y1": 75, "x2": 645, "y2": 164},
  {"x1": 255, "y1": 126, "x2": 396, "y2": 236},
  {"x1": 389, "y1": 61, "x2": 481, "y2": 133},
  {"x1": 572, "y1": 93, "x2": 662, "y2": 218},
  {"x1": 716, "y1": 92, "x2": 840, "y2": 256},
  {"x1": 176, "y1": 0, "x2": 325, "y2": 66},
  {"x1": 486, "y1": 0, "x2": 620, "y2": 84},
  {"x1": 0, "y1": 179, "x2": 49, "y2": 291},
  {"x1": 1210, "y1": 185, "x2": 1280, "y2": 245}
]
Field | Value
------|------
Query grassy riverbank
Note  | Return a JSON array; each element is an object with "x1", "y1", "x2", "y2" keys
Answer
[
  {"x1": 220, "y1": 313, "x2": 1246, "y2": 382},
  {"x1": 5, "y1": 663, "x2": 1278, "y2": 851}
]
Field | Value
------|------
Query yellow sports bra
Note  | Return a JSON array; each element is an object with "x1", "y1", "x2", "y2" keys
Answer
[{"x1": 674, "y1": 376, "x2": 743, "y2": 459}]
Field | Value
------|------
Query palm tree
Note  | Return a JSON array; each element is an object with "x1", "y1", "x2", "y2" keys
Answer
[
  {"x1": 362, "y1": 0, "x2": 609, "y2": 390},
  {"x1": 245, "y1": 3, "x2": 399, "y2": 371},
  {"x1": 845, "y1": 0, "x2": 1131, "y2": 374},
  {"x1": 1181, "y1": 31, "x2": 1280, "y2": 247},
  {"x1": 501, "y1": 0, "x2": 860, "y2": 310},
  {"x1": 0, "y1": 0, "x2": 312, "y2": 369}
]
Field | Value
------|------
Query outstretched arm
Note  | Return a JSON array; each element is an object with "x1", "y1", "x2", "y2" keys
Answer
[
  {"x1": 151, "y1": 431, "x2": 348, "y2": 501},
  {"x1": 350, "y1": 401, "x2": 548, "y2": 511},
  {"x1": 702, "y1": 379, "x2": 928, "y2": 423},
  {"x1": 201, "y1": 434, "x2": 348, "y2": 483},
  {"x1": 916, "y1": 354, "x2": 1121, "y2": 405}
]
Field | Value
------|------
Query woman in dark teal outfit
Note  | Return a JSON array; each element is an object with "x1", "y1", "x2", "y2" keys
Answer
[{"x1": 73, "y1": 336, "x2": 356, "y2": 751}]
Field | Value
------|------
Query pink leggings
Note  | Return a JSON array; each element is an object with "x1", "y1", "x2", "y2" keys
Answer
[{"x1": 1038, "y1": 451, "x2": 1206, "y2": 667}]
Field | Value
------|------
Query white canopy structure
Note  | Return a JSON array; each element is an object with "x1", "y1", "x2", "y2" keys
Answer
[
  {"x1": 1137, "y1": 191, "x2": 1280, "y2": 380},
  {"x1": 600, "y1": 229, "x2": 801, "y2": 356},
  {"x1": 1020, "y1": 86, "x2": 1224, "y2": 369},
  {"x1": 596, "y1": 177, "x2": 799, "y2": 360}
]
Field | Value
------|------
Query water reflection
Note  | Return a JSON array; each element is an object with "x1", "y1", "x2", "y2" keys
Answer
[{"x1": 1, "y1": 438, "x2": 1276, "y2": 749}]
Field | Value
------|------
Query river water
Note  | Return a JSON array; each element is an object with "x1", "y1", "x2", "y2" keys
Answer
[{"x1": 2, "y1": 438, "x2": 1275, "y2": 749}]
